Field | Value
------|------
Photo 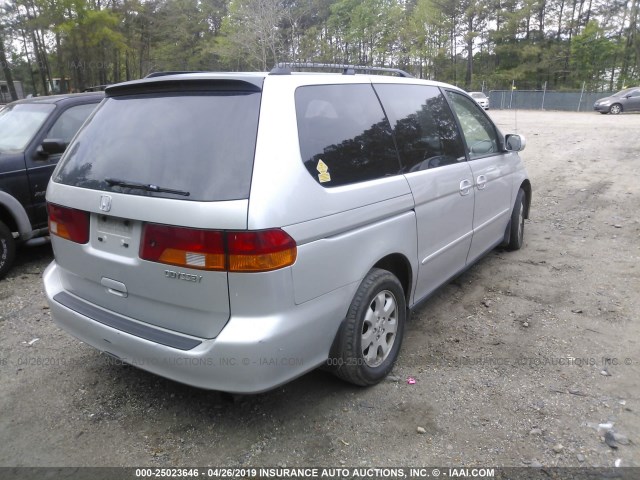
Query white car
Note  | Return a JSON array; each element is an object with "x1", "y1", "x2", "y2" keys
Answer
[
  {"x1": 44, "y1": 65, "x2": 528, "y2": 393},
  {"x1": 470, "y1": 91, "x2": 490, "y2": 109}
]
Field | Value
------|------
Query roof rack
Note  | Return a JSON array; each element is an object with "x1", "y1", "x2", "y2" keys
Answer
[
  {"x1": 145, "y1": 71, "x2": 205, "y2": 78},
  {"x1": 269, "y1": 63, "x2": 413, "y2": 78}
]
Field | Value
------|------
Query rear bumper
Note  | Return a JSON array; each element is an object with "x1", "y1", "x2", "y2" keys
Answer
[{"x1": 43, "y1": 261, "x2": 356, "y2": 393}]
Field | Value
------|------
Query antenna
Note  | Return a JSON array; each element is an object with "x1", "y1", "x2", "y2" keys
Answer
[{"x1": 512, "y1": 80, "x2": 518, "y2": 134}]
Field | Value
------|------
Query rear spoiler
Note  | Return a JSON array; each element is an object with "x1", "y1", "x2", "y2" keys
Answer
[{"x1": 105, "y1": 75, "x2": 264, "y2": 97}]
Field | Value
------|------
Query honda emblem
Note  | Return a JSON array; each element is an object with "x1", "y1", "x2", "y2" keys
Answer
[{"x1": 99, "y1": 195, "x2": 112, "y2": 212}]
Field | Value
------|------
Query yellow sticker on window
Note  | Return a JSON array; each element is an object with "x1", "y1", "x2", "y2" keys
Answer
[
  {"x1": 318, "y1": 172, "x2": 331, "y2": 183},
  {"x1": 317, "y1": 159, "x2": 329, "y2": 173},
  {"x1": 317, "y1": 159, "x2": 330, "y2": 182}
]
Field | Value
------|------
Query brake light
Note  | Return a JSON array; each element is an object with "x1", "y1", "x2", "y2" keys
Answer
[
  {"x1": 48, "y1": 203, "x2": 90, "y2": 244},
  {"x1": 140, "y1": 224, "x2": 225, "y2": 271},
  {"x1": 228, "y1": 230, "x2": 297, "y2": 272},
  {"x1": 139, "y1": 224, "x2": 297, "y2": 272}
]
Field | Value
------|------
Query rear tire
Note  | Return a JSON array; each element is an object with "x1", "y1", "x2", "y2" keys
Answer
[
  {"x1": 507, "y1": 189, "x2": 526, "y2": 251},
  {"x1": 0, "y1": 221, "x2": 16, "y2": 280},
  {"x1": 609, "y1": 103, "x2": 622, "y2": 115},
  {"x1": 330, "y1": 268, "x2": 406, "y2": 386}
]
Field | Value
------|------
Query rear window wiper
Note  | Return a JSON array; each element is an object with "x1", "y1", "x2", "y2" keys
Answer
[{"x1": 105, "y1": 178, "x2": 190, "y2": 197}]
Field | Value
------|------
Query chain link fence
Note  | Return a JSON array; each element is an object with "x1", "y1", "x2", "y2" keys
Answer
[{"x1": 487, "y1": 89, "x2": 614, "y2": 112}]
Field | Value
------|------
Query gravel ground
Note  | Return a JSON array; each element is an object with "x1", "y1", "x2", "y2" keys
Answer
[{"x1": 0, "y1": 110, "x2": 639, "y2": 469}]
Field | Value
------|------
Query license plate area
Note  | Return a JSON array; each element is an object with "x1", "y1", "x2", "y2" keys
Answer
[{"x1": 92, "y1": 214, "x2": 140, "y2": 257}]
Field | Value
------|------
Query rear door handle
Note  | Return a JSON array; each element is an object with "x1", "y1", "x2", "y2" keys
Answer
[
  {"x1": 476, "y1": 175, "x2": 487, "y2": 190},
  {"x1": 101, "y1": 277, "x2": 128, "y2": 298},
  {"x1": 459, "y1": 179, "x2": 472, "y2": 196}
]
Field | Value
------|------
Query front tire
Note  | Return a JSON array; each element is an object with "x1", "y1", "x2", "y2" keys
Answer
[
  {"x1": 507, "y1": 189, "x2": 526, "y2": 251},
  {"x1": 609, "y1": 103, "x2": 622, "y2": 115},
  {"x1": 330, "y1": 268, "x2": 406, "y2": 386},
  {"x1": 0, "y1": 221, "x2": 16, "y2": 280}
]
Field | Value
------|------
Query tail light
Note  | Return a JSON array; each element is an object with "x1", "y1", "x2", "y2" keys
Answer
[
  {"x1": 140, "y1": 224, "x2": 225, "y2": 270},
  {"x1": 228, "y1": 230, "x2": 297, "y2": 272},
  {"x1": 140, "y1": 224, "x2": 297, "y2": 272},
  {"x1": 48, "y1": 203, "x2": 90, "y2": 244}
]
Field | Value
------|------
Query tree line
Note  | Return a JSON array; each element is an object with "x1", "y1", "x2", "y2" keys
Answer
[{"x1": 0, "y1": 0, "x2": 638, "y2": 99}]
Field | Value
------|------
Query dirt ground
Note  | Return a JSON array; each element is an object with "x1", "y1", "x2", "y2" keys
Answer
[{"x1": 0, "y1": 110, "x2": 639, "y2": 469}]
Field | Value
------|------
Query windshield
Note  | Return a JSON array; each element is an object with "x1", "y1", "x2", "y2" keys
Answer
[
  {"x1": 54, "y1": 91, "x2": 261, "y2": 201},
  {"x1": 470, "y1": 92, "x2": 487, "y2": 99},
  {"x1": 0, "y1": 103, "x2": 55, "y2": 153}
]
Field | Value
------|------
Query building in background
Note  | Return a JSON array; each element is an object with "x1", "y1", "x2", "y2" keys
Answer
[
  {"x1": 48, "y1": 78, "x2": 71, "y2": 94},
  {"x1": 0, "y1": 80, "x2": 25, "y2": 102}
]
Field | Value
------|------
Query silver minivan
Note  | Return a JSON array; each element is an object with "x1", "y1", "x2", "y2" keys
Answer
[{"x1": 43, "y1": 66, "x2": 530, "y2": 393}]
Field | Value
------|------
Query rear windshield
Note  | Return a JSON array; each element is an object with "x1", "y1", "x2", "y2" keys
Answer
[{"x1": 54, "y1": 91, "x2": 261, "y2": 201}]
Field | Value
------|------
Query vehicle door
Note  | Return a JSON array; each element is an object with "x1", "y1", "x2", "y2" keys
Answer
[
  {"x1": 624, "y1": 89, "x2": 640, "y2": 111},
  {"x1": 445, "y1": 90, "x2": 515, "y2": 264},
  {"x1": 374, "y1": 83, "x2": 474, "y2": 302},
  {"x1": 25, "y1": 102, "x2": 98, "y2": 228}
]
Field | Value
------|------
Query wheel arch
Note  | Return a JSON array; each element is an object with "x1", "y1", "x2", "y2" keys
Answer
[
  {"x1": 0, "y1": 191, "x2": 33, "y2": 236},
  {"x1": 519, "y1": 179, "x2": 532, "y2": 219},
  {"x1": 610, "y1": 103, "x2": 623, "y2": 113},
  {"x1": 372, "y1": 253, "x2": 413, "y2": 305},
  {"x1": 0, "y1": 204, "x2": 19, "y2": 233}
]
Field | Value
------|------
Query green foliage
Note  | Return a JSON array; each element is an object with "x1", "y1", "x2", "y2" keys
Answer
[
  {"x1": 571, "y1": 21, "x2": 617, "y2": 89},
  {"x1": 0, "y1": 0, "x2": 637, "y2": 94}
]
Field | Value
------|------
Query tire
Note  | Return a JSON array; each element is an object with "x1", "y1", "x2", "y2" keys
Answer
[
  {"x1": 609, "y1": 103, "x2": 622, "y2": 115},
  {"x1": 0, "y1": 221, "x2": 16, "y2": 280},
  {"x1": 507, "y1": 189, "x2": 526, "y2": 251},
  {"x1": 330, "y1": 268, "x2": 406, "y2": 386}
]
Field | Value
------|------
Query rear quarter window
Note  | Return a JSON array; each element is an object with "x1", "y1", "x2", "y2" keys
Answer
[
  {"x1": 54, "y1": 90, "x2": 261, "y2": 201},
  {"x1": 295, "y1": 84, "x2": 400, "y2": 187}
]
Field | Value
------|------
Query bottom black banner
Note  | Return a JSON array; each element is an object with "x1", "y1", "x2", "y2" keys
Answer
[{"x1": 0, "y1": 467, "x2": 637, "y2": 480}]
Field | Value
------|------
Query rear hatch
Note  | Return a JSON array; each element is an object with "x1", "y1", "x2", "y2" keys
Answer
[{"x1": 47, "y1": 76, "x2": 263, "y2": 338}]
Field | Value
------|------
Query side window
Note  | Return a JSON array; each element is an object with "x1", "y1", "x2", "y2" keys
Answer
[
  {"x1": 45, "y1": 103, "x2": 97, "y2": 144},
  {"x1": 295, "y1": 84, "x2": 400, "y2": 187},
  {"x1": 374, "y1": 84, "x2": 466, "y2": 172},
  {"x1": 446, "y1": 91, "x2": 500, "y2": 160}
]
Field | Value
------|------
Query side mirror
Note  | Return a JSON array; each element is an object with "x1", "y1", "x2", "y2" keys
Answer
[
  {"x1": 505, "y1": 134, "x2": 526, "y2": 152},
  {"x1": 38, "y1": 139, "x2": 67, "y2": 156}
]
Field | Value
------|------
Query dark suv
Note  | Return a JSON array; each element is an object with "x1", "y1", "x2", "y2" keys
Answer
[{"x1": 0, "y1": 92, "x2": 103, "y2": 278}]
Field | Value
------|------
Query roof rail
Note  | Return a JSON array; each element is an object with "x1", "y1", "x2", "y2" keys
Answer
[
  {"x1": 145, "y1": 71, "x2": 204, "y2": 78},
  {"x1": 269, "y1": 63, "x2": 413, "y2": 78}
]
